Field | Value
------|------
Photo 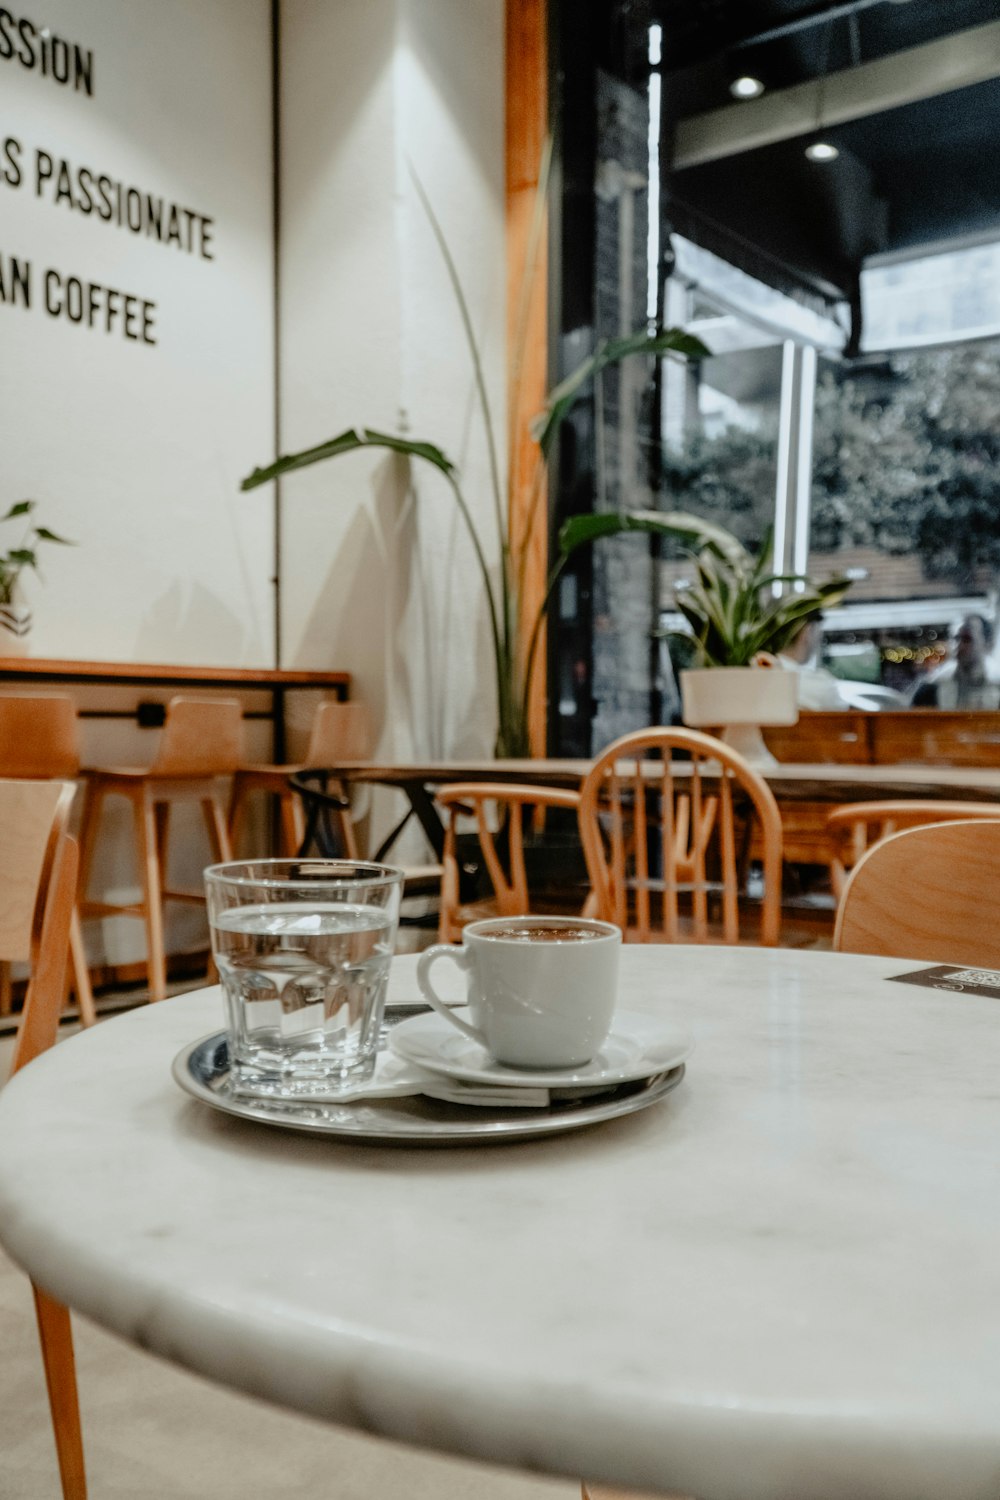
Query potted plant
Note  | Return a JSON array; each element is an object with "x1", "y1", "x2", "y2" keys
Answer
[
  {"x1": 0, "y1": 501, "x2": 74, "y2": 653},
  {"x1": 556, "y1": 514, "x2": 851, "y2": 763}
]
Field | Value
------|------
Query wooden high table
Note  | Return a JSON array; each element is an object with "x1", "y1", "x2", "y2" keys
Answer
[{"x1": 0, "y1": 657, "x2": 352, "y2": 760}]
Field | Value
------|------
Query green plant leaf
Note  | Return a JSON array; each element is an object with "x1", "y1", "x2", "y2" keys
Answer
[
  {"x1": 1, "y1": 500, "x2": 34, "y2": 521},
  {"x1": 7, "y1": 548, "x2": 36, "y2": 567},
  {"x1": 532, "y1": 329, "x2": 709, "y2": 457},
  {"x1": 557, "y1": 509, "x2": 750, "y2": 567},
  {"x1": 33, "y1": 526, "x2": 73, "y2": 545},
  {"x1": 241, "y1": 428, "x2": 457, "y2": 491}
]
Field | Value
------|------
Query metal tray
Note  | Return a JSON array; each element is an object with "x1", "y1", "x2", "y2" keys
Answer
[{"x1": 172, "y1": 1032, "x2": 685, "y2": 1146}]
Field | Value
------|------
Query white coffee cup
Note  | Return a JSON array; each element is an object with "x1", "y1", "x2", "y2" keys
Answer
[{"x1": 416, "y1": 916, "x2": 622, "y2": 1069}]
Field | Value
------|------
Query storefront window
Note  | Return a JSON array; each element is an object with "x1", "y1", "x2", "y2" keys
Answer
[{"x1": 810, "y1": 336, "x2": 1000, "y2": 696}]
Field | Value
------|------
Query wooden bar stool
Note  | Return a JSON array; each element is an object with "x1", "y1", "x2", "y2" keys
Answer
[
  {"x1": 78, "y1": 696, "x2": 243, "y2": 1004},
  {"x1": 229, "y1": 699, "x2": 369, "y2": 858},
  {"x1": 0, "y1": 693, "x2": 96, "y2": 1026}
]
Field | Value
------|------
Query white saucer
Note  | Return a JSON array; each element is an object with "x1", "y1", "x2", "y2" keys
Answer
[{"x1": 388, "y1": 1009, "x2": 693, "y2": 1089}]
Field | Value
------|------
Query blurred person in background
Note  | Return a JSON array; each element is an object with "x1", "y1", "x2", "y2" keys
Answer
[
  {"x1": 911, "y1": 614, "x2": 1000, "y2": 709},
  {"x1": 777, "y1": 612, "x2": 847, "y2": 710}
]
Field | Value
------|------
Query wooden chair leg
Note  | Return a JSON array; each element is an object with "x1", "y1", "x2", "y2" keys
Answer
[
  {"x1": 278, "y1": 791, "x2": 304, "y2": 856},
  {"x1": 68, "y1": 911, "x2": 96, "y2": 1027},
  {"x1": 227, "y1": 775, "x2": 248, "y2": 857},
  {"x1": 0, "y1": 960, "x2": 11, "y2": 1017},
  {"x1": 75, "y1": 782, "x2": 104, "y2": 909},
  {"x1": 32, "y1": 1284, "x2": 87, "y2": 1500},
  {"x1": 137, "y1": 792, "x2": 167, "y2": 1003},
  {"x1": 75, "y1": 786, "x2": 106, "y2": 1011},
  {"x1": 202, "y1": 792, "x2": 233, "y2": 863},
  {"x1": 199, "y1": 792, "x2": 233, "y2": 985},
  {"x1": 154, "y1": 800, "x2": 171, "y2": 892},
  {"x1": 335, "y1": 807, "x2": 359, "y2": 860}
]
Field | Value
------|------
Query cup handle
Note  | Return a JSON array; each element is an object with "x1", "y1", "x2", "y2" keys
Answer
[{"x1": 416, "y1": 945, "x2": 486, "y2": 1046}]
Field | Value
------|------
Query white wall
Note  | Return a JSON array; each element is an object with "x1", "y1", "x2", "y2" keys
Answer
[
  {"x1": 278, "y1": 0, "x2": 507, "y2": 777},
  {"x1": 0, "y1": 0, "x2": 507, "y2": 949},
  {"x1": 1, "y1": 0, "x2": 275, "y2": 664}
]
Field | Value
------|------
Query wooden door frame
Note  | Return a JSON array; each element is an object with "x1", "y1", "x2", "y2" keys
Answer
[{"x1": 506, "y1": 0, "x2": 549, "y2": 753}]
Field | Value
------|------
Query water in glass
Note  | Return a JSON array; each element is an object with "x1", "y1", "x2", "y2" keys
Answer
[{"x1": 212, "y1": 900, "x2": 394, "y2": 1096}]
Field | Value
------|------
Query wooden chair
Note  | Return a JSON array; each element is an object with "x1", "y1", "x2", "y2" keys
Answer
[
  {"x1": 834, "y1": 818, "x2": 1000, "y2": 964},
  {"x1": 229, "y1": 699, "x2": 368, "y2": 858},
  {"x1": 0, "y1": 694, "x2": 95, "y2": 1025},
  {"x1": 827, "y1": 799, "x2": 1000, "y2": 898},
  {"x1": 78, "y1": 697, "x2": 243, "y2": 1003},
  {"x1": 3, "y1": 778, "x2": 87, "y2": 1499},
  {"x1": 577, "y1": 728, "x2": 783, "y2": 945},
  {"x1": 435, "y1": 782, "x2": 584, "y2": 942}
]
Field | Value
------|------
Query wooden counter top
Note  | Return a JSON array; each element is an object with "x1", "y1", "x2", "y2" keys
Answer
[{"x1": 0, "y1": 657, "x2": 350, "y2": 689}]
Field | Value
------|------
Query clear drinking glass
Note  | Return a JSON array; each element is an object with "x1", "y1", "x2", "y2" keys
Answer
[{"x1": 204, "y1": 859, "x2": 403, "y2": 1098}]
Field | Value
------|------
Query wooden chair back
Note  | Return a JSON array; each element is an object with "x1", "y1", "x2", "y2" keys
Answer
[
  {"x1": 577, "y1": 728, "x2": 783, "y2": 945},
  {"x1": 763, "y1": 711, "x2": 872, "y2": 764},
  {"x1": 870, "y1": 710, "x2": 1000, "y2": 767},
  {"x1": 3, "y1": 780, "x2": 85, "y2": 1500},
  {"x1": 834, "y1": 818, "x2": 1000, "y2": 965},
  {"x1": 436, "y1": 782, "x2": 584, "y2": 944},
  {"x1": 150, "y1": 696, "x2": 244, "y2": 776},
  {"x1": 303, "y1": 700, "x2": 371, "y2": 765},
  {"x1": 0, "y1": 694, "x2": 80, "y2": 778},
  {"x1": 0, "y1": 779, "x2": 77, "y2": 1072},
  {"x1": 827, "y1": 799, "x2": 1000, "y2": 898}
]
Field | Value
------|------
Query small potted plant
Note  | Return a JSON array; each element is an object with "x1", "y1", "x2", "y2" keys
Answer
[
  {"x1": 0, "y1": 500, "x2": 74, "y2": 652},
  {"x1": 669, "y1": 528, "x2": 851, "y2": 764},
  {"x1": 555, "y1": 514, "x2": 850, "y2": 763}
]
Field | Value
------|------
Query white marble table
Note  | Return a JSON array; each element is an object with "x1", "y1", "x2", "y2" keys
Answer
[{"x1": 2, "y1": 947, "x2": 1000, "y2": 1500}]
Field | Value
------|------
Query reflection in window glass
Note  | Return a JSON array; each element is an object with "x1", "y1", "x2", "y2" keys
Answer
[
  {"x1": 863, "y1": 241, "x2": 1000, "y2": 352},
  {"x1": 809, "y1": 338, "x2": 1000, "y2": 696}
]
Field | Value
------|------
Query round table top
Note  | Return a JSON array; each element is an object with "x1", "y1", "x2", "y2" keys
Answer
[{"x1": 2, "y1": 946, "x2": 999, "y2": 1500}]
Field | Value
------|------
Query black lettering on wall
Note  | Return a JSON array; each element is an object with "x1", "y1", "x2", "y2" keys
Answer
[
  {"x1": 73, "y1": 43, "x2": 92, "y2": 95},
  {"x1": 0, "y1": 10, "x2": 93, "y2": 94},
  {"x1": 35, "y1": 266, "x2": 157, "y2": 346},
  {"x1": 50, "y1": 34, "x2": 68, "y2": 84},
  {"x1": 1, "y1": 136, "x2": 21, "y2": 187},
  {"x1": 43, "y1": 265, "x2": 59, "y2": 315},
  {"x1": 16, "y1": 15, "x2": 35, "y2": 68},
  {"x1": 0, "y1": 252, "x2": 31, "y2": 307},
  {"x1": 22, "y1": 145, "x2": 217, "y2": 264},
  {"x1": 34, "y1": 148, "x2": 51, "y2": 195}
]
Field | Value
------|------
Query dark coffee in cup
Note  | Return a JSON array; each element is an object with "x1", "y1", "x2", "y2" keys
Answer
[{"x1": 481, "y1": 922, "x2": 602, "y2": 943}]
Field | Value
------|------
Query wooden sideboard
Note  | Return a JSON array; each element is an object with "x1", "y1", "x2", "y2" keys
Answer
[{"x1": 764, "y1": 709, "x2": 1000, "y2": 768}]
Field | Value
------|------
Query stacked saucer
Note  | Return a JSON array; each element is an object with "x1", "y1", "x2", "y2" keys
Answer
[{"x1": 387, "y1": 1007, "x2": 693, "y2": 1107}]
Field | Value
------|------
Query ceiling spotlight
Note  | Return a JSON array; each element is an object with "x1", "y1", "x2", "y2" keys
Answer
[
  {"x1": 805, "y1": 141, "x2": 839, "y2": 162},
  {"x1": 730, "y1": 75, "x2": 764, "y2": 100}
]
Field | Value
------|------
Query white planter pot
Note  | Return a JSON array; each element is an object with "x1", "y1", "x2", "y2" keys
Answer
[
  {"x1": 0, "y1": 603, "x2": 32, "y2": 658},
  {"x1": 680, "y1": 666, "x2": 798, "y2": 768}
]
